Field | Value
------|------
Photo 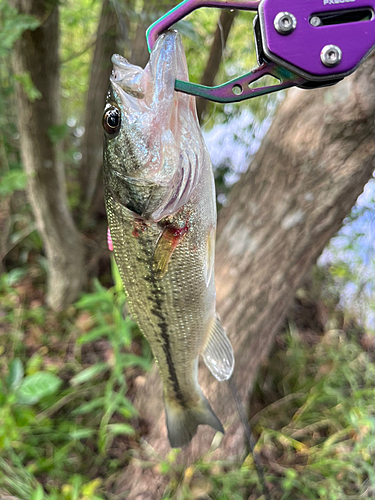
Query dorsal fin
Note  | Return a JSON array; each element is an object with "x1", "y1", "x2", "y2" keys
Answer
[{"x1": 202, "y1": 316, "x2": 234, "y2": 381}]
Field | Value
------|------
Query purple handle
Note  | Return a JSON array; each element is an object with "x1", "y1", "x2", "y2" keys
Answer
[
  {"x1": 259, "y1": 0, "x2": 375, "y2": 80},
  {"x1": 147, "y1": 0, "x2": 260, "y2": 51}
]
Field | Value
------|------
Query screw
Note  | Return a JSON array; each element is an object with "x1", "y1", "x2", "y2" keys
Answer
[
  {"x1": 321, "y1": 45, "x2": 342, "y2": 67},
  {"x1": 274, "y1": 12, "x2": 297, "y2": 35},
  {"x1": 310, "y1": 16, "x2": 322, "y2": 27}
]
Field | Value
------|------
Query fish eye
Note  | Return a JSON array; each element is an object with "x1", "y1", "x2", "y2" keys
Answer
[{"x1": 103, "y1": 106, "x2": 121, "y2": 136}]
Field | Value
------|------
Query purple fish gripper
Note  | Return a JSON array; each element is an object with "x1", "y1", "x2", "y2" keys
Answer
[{"x1": 146, "y1": 0, "x2": 375, "y2": 103}]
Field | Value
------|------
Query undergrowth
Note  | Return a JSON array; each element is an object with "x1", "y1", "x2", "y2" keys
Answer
[
  {"x1": 1, "y1": 262, "x2": 375, "y2": 499},
  {"x1": 0, "y1": 258, "x2": 151, "y2": 499}
]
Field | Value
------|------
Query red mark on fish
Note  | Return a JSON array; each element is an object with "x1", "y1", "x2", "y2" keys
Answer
[{"x1": 107, "y1": 228, "x2": 113, "y2": 251}]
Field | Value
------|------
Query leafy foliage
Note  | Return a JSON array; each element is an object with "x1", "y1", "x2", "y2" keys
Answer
[
  {"x1": 0, "y1": 169, "x2": 27, "y2": 196},
  {"x1": 0, "y1": 262, "x2": 150, "y2": 499},
  {"x1": 0, "y1": 2, "x2": 39, "y2": 57}
]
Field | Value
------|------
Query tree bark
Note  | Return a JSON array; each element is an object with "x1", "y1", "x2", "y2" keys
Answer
[
  {"x1": 115, "y1": 54, "x2": 375, "y2": 498},
  {"x1": 79, "y1": 0, "x2": 119, "y2": 218},
  {"x1": 196, "y1": 9, "x2": 237, "y2": 123},
  {"x1": 11, "y1": 0, "x2": 85, "y2": 311}
]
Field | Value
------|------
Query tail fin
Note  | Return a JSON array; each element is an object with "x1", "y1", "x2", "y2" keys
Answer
[{"x1": 164, "y1": 394, "x2": 224, "y2": 448}]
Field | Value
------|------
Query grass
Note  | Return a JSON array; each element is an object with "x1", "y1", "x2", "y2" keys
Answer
[{"x1": 1, "y1": 262, "x2": 375, "y2": 499}]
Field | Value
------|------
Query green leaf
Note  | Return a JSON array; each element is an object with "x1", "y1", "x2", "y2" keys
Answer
[
  {"x1": 69, "y1": 428, "x2": 96, "y2": 440},
  {"x1": 14, "y1": 72, "x2": 42, "y2": 102},
  {"x1": 81, "y1": 478, "x2": 102, "y2": 497},
  {"x1": 106, "y1": 423, "x2": 135, "y2": 436},
  {"x1": 75, "y1": 291, "x2": 112, "y2": 309},
  {"x1": 0, "y1": 4, "x2": 39, "y2": 56},
  {"x1": 70, "y1": 363, "x2": 108, "y2": 386},
  {"x1": 117, "y1": 320, "x2": 132, "y2": 346},
  {"x1": 47, "y1": 123, "x2": 69, "y2": 144},
  {"x1": 8, "y1": 358, "x2": 24, "y2": 390},
  {"x1": 119, "y1": 406, "x2": 137, "y2": 419},
  {"x1": 5, "y1": 267, "x2": 27, "y2": 286},
  {"x1": 0, "y1": 169, "x2": 28, "y2": 196},
  {"x1": 111, "y1": 256, "x2": 124, "y2": 293},
  {"x1": 159, "y1": 461, "x2": 171, "y2": 475},
  {"x1": 93, "y1": 278, "x2": 107, "y2": 294},
  {"x1": 71, "y1": 398, "x2": 104, "y2": 416},
  {"x1": 77, "y1": 325, "x2": 113, "y2": 345},
  {"x1": 26, "y1": 353, "x2": 43, "y2": 375},
  {"x1": 31, "y1": 483, "x2": 44, "y2": 500},
  {"x1": 17, "y1": 372, "x2": 62, "y2": 404},
  {"x1": 121, "y1": 354, "x2": 151, "y2": 370}
]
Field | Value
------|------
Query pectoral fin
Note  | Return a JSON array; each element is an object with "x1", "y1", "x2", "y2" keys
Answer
[
  {"x1": 202, "y1": 316, "x2": 234, "y2": 381},
  {"x1": 153, "y1": 224, "x2": 188, "y2": 278}
]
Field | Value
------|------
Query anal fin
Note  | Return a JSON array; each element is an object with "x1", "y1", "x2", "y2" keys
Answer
[{"x1": 202, "y1": 316, "x2": 234, "y2": 381}]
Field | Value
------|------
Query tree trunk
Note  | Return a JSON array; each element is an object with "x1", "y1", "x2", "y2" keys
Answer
[
  {"x1": 115, "y1": 54, "x2": 375, "y2": 498},
  {"x1": 79, "y1": 0, "x2": 119, "y2": 218},
  {"x1": 196, "y1": 9, "x2": 237, "y2": 123},
  {"x1": 11, "y1": 0, "x2": 85, "y2": 311}
]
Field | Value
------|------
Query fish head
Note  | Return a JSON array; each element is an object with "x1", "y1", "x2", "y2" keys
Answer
[{"x1": 103, "y1": 31, "x2": 204, "y2": 222}]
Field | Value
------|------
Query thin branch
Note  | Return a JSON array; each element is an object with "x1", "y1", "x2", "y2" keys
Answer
[{"x1": 61, "y1": 36, "x2": 98, "y2": 65}]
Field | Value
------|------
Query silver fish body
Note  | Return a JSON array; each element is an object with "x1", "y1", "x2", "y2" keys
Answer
[{"x1": 103, "y1": 32, "x2": 234, "y2": 448}]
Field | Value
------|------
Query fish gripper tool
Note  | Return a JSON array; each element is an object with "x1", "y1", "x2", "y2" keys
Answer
[{"x1": 147, "y1": 0, "x2": 375, "y2": 103}]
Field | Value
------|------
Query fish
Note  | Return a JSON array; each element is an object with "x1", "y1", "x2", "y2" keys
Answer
[{"x1": 103, "y1": 31, "x2": 234, "y2": 448}]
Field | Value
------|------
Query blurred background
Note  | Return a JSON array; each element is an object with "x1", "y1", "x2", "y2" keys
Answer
[{"x1": 2, "y1": 0, "x2": 375, "y2": 498}]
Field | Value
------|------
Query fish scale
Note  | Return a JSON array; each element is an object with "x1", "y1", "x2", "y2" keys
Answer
[{"x1": 103, "y1": 31, "x2": 234, "y2": 447}]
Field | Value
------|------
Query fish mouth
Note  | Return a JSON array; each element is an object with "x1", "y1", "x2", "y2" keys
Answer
[{"x1": 110, "y1": 54, "x2": 147, "y2": 100}]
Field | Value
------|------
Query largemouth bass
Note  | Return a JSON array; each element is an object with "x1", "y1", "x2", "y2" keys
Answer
[{"x1": 103, "y1": 31, "x2": 234, "y2": 448}]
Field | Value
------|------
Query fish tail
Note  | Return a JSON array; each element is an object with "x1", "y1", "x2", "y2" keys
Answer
[{"x1": 164, "y1": 395, "x2": 224, "y2": 448}]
